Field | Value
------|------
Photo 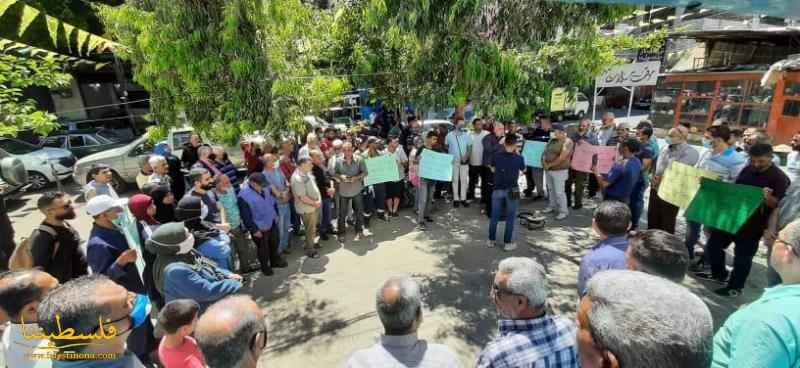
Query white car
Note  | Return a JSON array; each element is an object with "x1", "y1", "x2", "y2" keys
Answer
[{"x1": 0, "y1": 138, "x2": 75, "y2": 190}]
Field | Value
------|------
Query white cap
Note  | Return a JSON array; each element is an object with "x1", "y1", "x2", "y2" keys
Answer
[{"x1": 86, "y1": 195, "x2": 128, "y2": 217}]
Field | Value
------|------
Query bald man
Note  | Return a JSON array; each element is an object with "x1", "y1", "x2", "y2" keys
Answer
[
  {"x1": 195, "y1": 295, "x2": 267, "y2": 368},
  {"x1": 345, "y1": 276, "x2": 460, "y2": 367},
  {"x1": 0, "y1": 270, "x2": 59, "y2": 368},
  {"x1": 648, "y1": 126, "x2": 699, "y2": 233}
]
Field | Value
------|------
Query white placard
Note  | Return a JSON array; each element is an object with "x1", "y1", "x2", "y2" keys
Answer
[{"x1": 595, "y1": 61, "x2": 661, "y2": 88}]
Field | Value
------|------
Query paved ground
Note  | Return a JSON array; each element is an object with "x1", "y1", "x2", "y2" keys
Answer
[{"x1": 8, "y1": 182, "x2": 769, "y2": 367}]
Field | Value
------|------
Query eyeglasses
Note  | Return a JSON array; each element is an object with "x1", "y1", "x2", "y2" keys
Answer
[{"x1": 489, "y1": 274, "x2": 524, "y2": 300}]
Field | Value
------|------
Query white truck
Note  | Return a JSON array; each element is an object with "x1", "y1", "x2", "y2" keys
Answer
[{"x1": 550, "y1": 88, "x2": 590, "y2": 122}]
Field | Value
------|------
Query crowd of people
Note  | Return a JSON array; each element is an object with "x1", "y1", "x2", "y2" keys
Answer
[{"x1": 0, "y1": 110, "x2": 799, "y2": 368}]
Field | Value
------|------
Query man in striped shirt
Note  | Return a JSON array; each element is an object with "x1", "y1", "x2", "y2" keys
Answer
[{"x1": 477, "y1": 257, "x2": 578, "y2": 368}]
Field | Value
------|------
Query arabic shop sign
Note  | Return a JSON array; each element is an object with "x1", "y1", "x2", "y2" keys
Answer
[{"x1": 595, "y1": 61, "x2": 661, "y2": 88}]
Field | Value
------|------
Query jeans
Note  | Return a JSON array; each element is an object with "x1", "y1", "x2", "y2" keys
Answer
[
  {"x1": 684, "y1": 220, "x2": 703, "y2": 259},
  {"x1": 525, "y1": 167, "x2": 545, "y2": 196},
  {"x1": 468, "y1": 165, "x2": 481, "y2": 200},
  {"x1": 545, "y1": 169, "x2": 569, "y2": 215},
  {"x1": 338, "y1": 195, "x2": 364, "y2": 234},
  {"x1": 565, "y1": 169, "x2": 587, "y2": 208},
  {"x1": 197, "y1": 233, "x2": 232, "y2": 271},
  {"x1": 489, "y1": 189, "x2": 519, "y2": 244},
  {"x1": 417, "y1": 178, "x2": 435, "y2": 224},
  {"x1": 452, "y1": 162, "x2": 469, "y2": 201},
  {"x1": 318, "y1": 197, "x2": 332, "y2": 235},
  {"x1": 629, "y1": 180, "x2": 647, "y2": 229},
  {"x1": 707, "y1": 229, "x2": 761, "y2": 290},
  {"x1": 276, "y1": 202, "x2": 291, "y2": 252}
]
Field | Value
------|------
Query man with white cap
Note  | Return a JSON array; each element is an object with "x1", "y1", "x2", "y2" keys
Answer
[{"x1": 85, "y1": 194, "x2": 158, "y2": 364}]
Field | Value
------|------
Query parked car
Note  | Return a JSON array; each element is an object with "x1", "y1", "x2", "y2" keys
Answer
[
  {"x1": 168, "y1": 127, "x2": 245, "y2": 167},
  {"x1": 0, "y1": 147, "x2": 29, "y2": 198},
  {"x1": 422, "y1": 119, "x2": 455, "y2": 133},
  {"x1": 40, "y1": 129, "x2": 130, "y2": 158},
  {"x1": 73, "y1": 136, "x2": 153, "y2": 192},
  {"x1": 0, "y1": 138, "x2": 75, "y2": 190}
]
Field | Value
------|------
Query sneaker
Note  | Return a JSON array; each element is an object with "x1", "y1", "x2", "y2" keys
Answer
[
  {"x1": 261, "y1": 268, "x2": 274, "y2": 276},
  {"x1": 503, "y1": 242, "x2": 517, "y2": 251},
  {"x1": 305, "y1": 251, "x2": 320, "y2": 259},
  {"x1": 417, "y1": 224, "x2": 427, "y2": 231},
  {"x1": 424, "y1": 216, "x2": 434, "y2": 223},
  {"x1": 571, "y1": 204, "x2": 583, "y2": 210},
  {"x1": 694, "y1": 271, "x2": 727, "y2": 285},
  {"x1": 689, "y1": 260, "x2": 708, "y2": 273},
  {"x1": 486, "y1": 240, "x2": 495, "y2": 248},
  {"x1": 555, "y1": 213, "x2": 568, "y2": 220},
  {"x1": 541, "y1": 207, "x2": 555, "y2": 214},
  {"x1": 453, "y1": 201, "x2": 460, "y2": 208},
  {"x1": 463, "y1": 201, "x2": 470, "y2": 208},
  {"x1": 714, "y1": 287, "x2": 742, "y2": 297},
  {"x1": 362, "y1": 229, "x2": 373, "y2": 237}
]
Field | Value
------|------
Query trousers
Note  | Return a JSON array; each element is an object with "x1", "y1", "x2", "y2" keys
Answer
[
  {"x1": 707, "y1": 229, "x2": 761, "y2": 290},
  {"x1": 489, "y1": 189, "x2": 519, "y2": 244},
  {"x1": 566, "y1": 169, "x2": 587, "y2": 208},
  {"x1": 451, "y1": 162, "x2": 469, "y2": 201},
  {"x1": 301, "y1": 210, "x2": 318, "y2": 251},
  {"x1": 525, "y1": 167, "x2": 545, "y2": 196},
  {"x1": 468, "y1": 165, "x2": 482, "y2": 200},
  {"x1": 417, "y1": 178, "x2": 435, "y2": 224},
  {"x1": 337, "y1": 195, "x2": 364, "y2": 233},
  {"x1": 647, "y1": 187, "x2": 679, "y2": 234},
  {"x1": 545, "y1": 169, "x2": 569, "y2": 215},
  {"x1": 251, "y1": 225, "x2": 281, "y2": 270}
]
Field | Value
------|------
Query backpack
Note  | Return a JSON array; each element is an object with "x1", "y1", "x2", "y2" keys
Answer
[{"x1": 9, "y1": 225, "x2": 59, "y2": 271}]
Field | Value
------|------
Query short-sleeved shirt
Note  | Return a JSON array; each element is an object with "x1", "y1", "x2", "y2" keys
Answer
[
  {"x1": 576, "y1": 236, "x2": 629, "y2": 296},
  {"x1": 603, "y1": 157, "x2": 642, "y2": 200},
  {"x1": 445, "y1": 130, "x2": 472, "y2": 162},
  {"x1": 291, "y1": 170, "x2": 321, "y2": 214},
  {"x1": 735, "y1": 164, "x2": 789, "y2": 235},
  {"x1": 334, "y1": 156, "x2": 367, "y2": 197},
  {"x1": 470, "y1": 131, "x2": 490, "y2": 166},
  {"x1": 158, "y1": 336, "x2": 206, "y2": 368},
  {"x1": 493, "y1": 151, "x2": 525, "y2": 190},
  {"x1": 386, "y1": 147, "x2": 408, "y2": 179},
  {"x1": 543, "y1": 138, "x2": 573, "y2": 171},
  {"x1": 635, "y1": 144, "x2": 655, "y2": 186}
]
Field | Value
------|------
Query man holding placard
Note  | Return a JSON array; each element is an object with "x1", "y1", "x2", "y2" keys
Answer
[
  {"x1": 648, "y1": 126, "x2": 699, "y2": 234},
  {"x1": 414, "y1": 131, "x2": 442, "y2": 231},
  {"x1": 445, "y1": 118, "x2": 472, "y2": 208},
  {"x1": 566, "y1": 118, "x2": 596, "y2": 210},
  {"x1": 594, "y1": 139, "x2": 641, "y2": 205},
  {"x1": 541, "y1": 124, "x2": 573, "y2": 220}
]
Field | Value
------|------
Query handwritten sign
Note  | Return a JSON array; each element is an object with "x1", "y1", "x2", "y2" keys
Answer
[
  {"x1": 685, "y1": 178, "x2": 764, "y2": 234},
  {"x1": 657, "y1": 161, "x2": 720, "y2": 209},
  {"x1": 570, "y1": 143, "x2": 617, "y2": 174},
  {"x1": 595, "y1": 61, "x2": 661, "y2": 88},
  {"x1": 364, "y1": 155, "x2": 401, "y2": 186},
  {"x1": 419, "y1": 150, "x2": 454, "y2": 182},
  {"x1": 522, "y1": 140, "x2": 547, "y2": 168}
]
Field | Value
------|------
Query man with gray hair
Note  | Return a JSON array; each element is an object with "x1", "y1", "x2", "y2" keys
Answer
[
  {"x1": 625, "y1": 229, "x2": 690, "y2": 283},
  {"x1": 345, "y1": 276, "x2": 460, "y2": 367},
  {"x1": 195, "y1": 295, "x2": 267, "y2": 368},
  {"x1": 147, "y1": 154, "x2": 171, "y2": 187},
  {"x1": 648, "y1": 125, "x2": 699, "y2": 233},
  {"x1": 576, "y1": 270, "x2": 713, "y2": 368},
  {"x1": 477, "y1": 257, "x2": 578, "y2": 367}
]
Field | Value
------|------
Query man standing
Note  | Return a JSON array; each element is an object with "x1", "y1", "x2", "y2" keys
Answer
[
  {"x1": 648, "y1": 126, "x2": 699, "y2": 233},
  {"x1": 541, "y1": 123, "x2": 573, "y2": 220},
  {"x1": 263, "y1": 153, "x2": 292, "y2": 254},
  {"x1": 467, "y1": 118, "x2": 488, "y2": 204},
  {"x1": 523, "y1": 117, "x2": 551, "y2": 199},
  {"x1": 311, "y1": 150, "x2": 335, "y2": 240},
  {"x1": 587, "y1": 112, "x2": 617, "y2": 198},
  {"x1": 477, "y1": 257, "x2": 577, "y2": 367},
  {"x1": 186, "y1": 168, "x2": 228, "y2": 227},
  {"x1": 594, "y1": 139, "x2": 642, "y2": 204},
  {"x1": 292, "y1": 158, "x2": 322, "y2": 258},
  {"x1": 629, "y1": 125, "x2": 655, "y2": 229},
  {"x1": 181, "y1": 134, "x2": 203, "y2": 169},
  {"x1": 787, "y1": 131, "x2": 800, "y2": 183},
  {"x1": 488, "y1": 134, "x2": 525, "y2": 251},
  {"x1": 445, "y1": 117, "x2": 472, "y2": 207},
  {"x1": 566, "y1": 118, "x2": 596, "y2": 210},
  {"x1": 414, "y1": 132, "x2": 439, "y2": 231},
  {"x1": 30, "y1": 192, "x2": 88, "y2": 283},
  {"x1": 481, "y1": 122, "x2": 504, "y2": 217},
  {"x1": 195, "y1": 296, "x2": 268, "y2": 368},
  {"x1": 148, "y1": 155, "x2": 172, "y2": 187},
  {"x1": 697, "y1": 143, "x2": 789, "y2": 297},
  {"x1": 334, "y1": 142, "x2": 370, "y2": 241},
  {"x1": 0, "y1": 270, "x2": 59, "y2": 368},
  {"x1": 298, "y1": 133, "x2": 320, "y2": 160},
  {"x1": 85, "y1": 195, "x2": 157, "y2": 365},
  {"x1": 576, "y1": 201, "x2": 631, "y2": 296},
  {"x1": 345, "y1": 276, "x2": 461, "y2": 367},
  {"x1": 238, "y1": 173, "x2": 288, "y2": 275}
]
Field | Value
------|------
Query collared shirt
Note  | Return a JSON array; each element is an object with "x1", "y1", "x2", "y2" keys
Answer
[
  {"x1": 696, "y1": 147, "x2": 746, "y2": 183},
  {"x1": 493, "y1": 151, "x2": 525, "y2": 190},
  {"x1": 148, "y1": 173, "x2": 171, "y2": 186},
  {"x1": 470, "y1": 130, "x2": 490, "y2": 166},
  {"x1": 291, "y1": 170, "x2": 321, "y2": 214},
  {"x1": 334, "y1": 156, "x2": 366, "y2": 197},
  {"x1": 345, "y1": 333, "x2": 461, "y2": 368},
  {"x1": 595, "y1": 125, "x2": 615, "y2": 146},
  {"x1": 445, "y1": 129, "x2": 472, "y2": 162},
  {"x1": 476, "y1": 315, "x2": 578, "y2": 368},
  {"x1": 577, "y1": 236, "x2": 629, "y2": 296},
  {"x1": 654, "y1": 143, "x2": 700, "y2": 178},
  {"x1": 603, "y1": 157, "x2": 641, "y2": 201},
  {"x1": 2, "y1": 322, "x2": 52, "y2": 368},
  {"x1": 712, "y1": 284, "x2": 800, "y2": 368}
]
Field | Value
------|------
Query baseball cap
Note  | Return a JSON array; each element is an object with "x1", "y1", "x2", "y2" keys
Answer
[
  {"x1": 248, "y1": 172, "x2": 269, "y2": 187},
  {"x1": 551, "y1": 123, "x2": 566, "y2": 131},
  {"x1": 86, "y1": 195, "x2": 128, "y2": 217}
]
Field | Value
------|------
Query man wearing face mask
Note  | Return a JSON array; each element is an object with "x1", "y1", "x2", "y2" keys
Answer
[
  {"x1": 697, "y1": 143, "x2": 790, "y2": 297},
  {"x1": 30, "y1": 192, "x2": 88, "y2": 283},
  {"x1": 86, "y1": 195, "x2": 158, "y2": 365},
  {"x1": 38, "y1": 274, "x2": 152, "y2": 368},
  {"x1": 786, "y1": 132, "x2": 800, "y2": 183},
  {"x1": 648, "y1": 125, "x2": 699, "y2": 233},
  {"x1": 477, "y1": 257, "x2": 578, "y2": 367},
  {"x1": 445, "y1": 117, "x2": 473, "y2": 207}
]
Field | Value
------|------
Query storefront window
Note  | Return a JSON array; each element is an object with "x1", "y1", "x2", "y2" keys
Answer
[
  {"x1": 784, "y1": 100, "x2": 800, "y2": 117},
  {"x1": 650, "y1": 79, "x2": 681, "y2": 129},
  {"x1": 683, "y1": 81, "x2": 715, "y2": 96},
  {"x1": 719, "y1": 80, "x2": 746, "y2": 103},
  {"x1": 784, "y1": 81, "x2": 800, "y2": 98},
  {"x1": 680, "y1": 96, "x2": 711, "y2": 129},
  {"x1": 748, "y1": 83, "x2": 773, "y2": 104},
  {"x1": 739, "y1": 105, "x2": 770, "y2": 128}
]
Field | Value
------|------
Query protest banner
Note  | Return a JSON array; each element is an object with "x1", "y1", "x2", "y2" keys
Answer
[
  {"x1": 364, "y1": 155, "x2": 401, "y2": 186},
  {"x1": 119, "y1": 207, "x2": 146, "y2": 279},
  {"x1": 522, "y1": 140, "x2": 547, "y2": 167},
  {"x1": 419, "y1": 150, "x2": 454, "y2": 181},
  {"x1": 570, "y1": 143, "x2": 617, "y2": 174},
  {"x1": 657, "y1": 161, "x2": 720, "y2": 209},
  {"x1": 685, "y1": 178, "x2": 764, "y2": 234}
]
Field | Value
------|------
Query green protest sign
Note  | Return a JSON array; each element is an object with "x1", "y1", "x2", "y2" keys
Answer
[
  {"x1": 364, "y1": 155, "x2": 400, "y2": 186},
  {"x1": 685, "y1": 178, "x2": 764, "y2": 234}
]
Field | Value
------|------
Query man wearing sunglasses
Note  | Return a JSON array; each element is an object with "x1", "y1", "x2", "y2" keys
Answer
[
  {"x1": 196, "y1": 295, "x2": 267, "y2": 368},
  {"x1": 712, "y1": 219, "x2": 800, "y2": 368},
  {"x1": 30, "y1": 191, "x2": 88, "y2": 284},
  {"x1": 477, "y1": 257, "x2": 578, "y2": 367},
  {"x1": 37, "y1": 274, "x2": 151, "y2": 367}
]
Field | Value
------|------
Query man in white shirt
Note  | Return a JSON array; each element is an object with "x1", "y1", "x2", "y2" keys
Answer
[
  {"x1": 445, "y1": 118, "x2": 473, "y2": 207},
  {"x1": 0, "y1": 270, "x2": 60, "y2": 368},
  {"x1": 468, "y1": 118, "x2": 489, "y2": 204},
  {"x1": 787, "y1": 132, "x2": 800, "y2": 183}
]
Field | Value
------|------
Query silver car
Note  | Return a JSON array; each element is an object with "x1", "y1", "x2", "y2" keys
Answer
[{"x1": 73, "y1": 136, "x2": 153, "y2": 192}]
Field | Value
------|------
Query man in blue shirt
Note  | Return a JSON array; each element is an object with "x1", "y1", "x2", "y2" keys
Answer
[
  {"x1": 594, "y1": 138, "x2": 641, "y2": 205},
  {"x1": 488, "y1": 134, "x2": 525, "y2": 251},
  {"x1": 444, "y1": 118, "x2": 472, "y2": 207},
  {"x1": 577, "y1": 200, "x2": 631, "y2": 296},
  {"x1": 238, "y1": 173, "x2": 287, "y2": 276}
]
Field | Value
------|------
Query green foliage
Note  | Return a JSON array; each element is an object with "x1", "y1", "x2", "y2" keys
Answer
[
  {"x1": 100, "y1": 0, "x2": 347, "y2": 145},
  {"x1": 0, "y1": 52, "x2": 71, "y2": 136}
]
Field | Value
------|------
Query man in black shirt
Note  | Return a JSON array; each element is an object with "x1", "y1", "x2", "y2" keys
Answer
[
  {"x1": 311, "y1": 150, "x2": 335, "y2": 241},
  {"x1": 481, "y1": 122, "x2": 505, "y2": 217},
  {"x1": 697, "y1": 144, "x2": 790, "y2": 297},
  {"x1": 30, "y1": 192, "x2": 88, "y2": 283},
  {"x1": 181, "y1": 134, "x2": 203, "y2": 169}
]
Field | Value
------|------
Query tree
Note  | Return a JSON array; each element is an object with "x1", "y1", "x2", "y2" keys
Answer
[
  {"x1": 0, "y1": 52, "x2": 71, "y2": 136},
  {"x1": 99, "y1": 0, "x2": 347, "y2": 144},
  {"x1": 330, "y1": 0, "x2": 665, "y2": 121}
]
